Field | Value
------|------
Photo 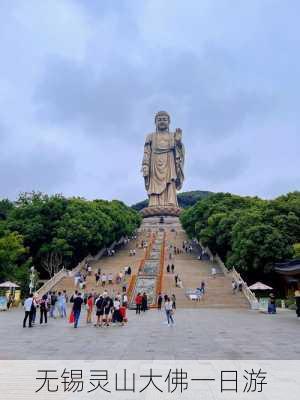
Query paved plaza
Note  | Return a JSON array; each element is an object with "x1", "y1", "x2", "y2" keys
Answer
[{"x1": 0, "y1": 307, "x2": 299, "y2": 359}]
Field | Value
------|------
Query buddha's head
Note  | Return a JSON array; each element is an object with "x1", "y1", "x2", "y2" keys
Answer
[{"x1": 155, "y1": 111, "x2": 170, "y2": 132}]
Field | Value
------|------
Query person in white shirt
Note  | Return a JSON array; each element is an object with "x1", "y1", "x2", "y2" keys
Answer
[
  {"x1": 101, "y1": 273, "x2": 107, "y2": 287},
  {"x1": 23, "y1": 293, "x2": 34, "y2": 328},
  {"x1": 164, "y1": 297, "x2": 175, "y2": 326},
  {"x1": 113, "y1": 298, "x2": 121, "y2": 323},
  {"x1": 122, "y1": 293, "x2": 128, "y2": 307}
]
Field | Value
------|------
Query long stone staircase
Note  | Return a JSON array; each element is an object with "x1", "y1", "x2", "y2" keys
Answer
[
  {"x1": 162, "y1": 229, "x2": 248, "y2": 308},
  {"x1": 51, "y1": 222, "x2": 249, "y2": 309},
  {"x1": 52, "y1": 234, "x2": 149, "y2": 296}
]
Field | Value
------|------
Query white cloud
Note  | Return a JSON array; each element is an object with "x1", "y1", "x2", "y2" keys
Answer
[{"x1": 0, "y1": 0, "x2": 299, "y2": 203}]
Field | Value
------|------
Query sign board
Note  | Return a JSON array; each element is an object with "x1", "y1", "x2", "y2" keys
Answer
[
  {"x1": 258, "y1": 297, "x2": 269, "y2": 311},
  {"x1": 0, "y1": 296, "x2": 7, "y2": 311}
]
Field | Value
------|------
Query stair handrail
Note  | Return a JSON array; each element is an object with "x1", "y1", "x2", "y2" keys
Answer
[
  {"x1": 214, "y1": 254, "x2": 230, "y2": 274},
  {"x1": 71, "y1": 235, "x2": 128, "y2": 275},
  {"x1": 156, "y1": 232, "x2": 166, "y2": 302},
  {"x1": 127, "y1": 274, "x2": 137, "y2": 303},
  {"x1": 204, "y1": 244, "x2": 258, "y2": 309},
  {"x1": 232, "y1": 267, "x2": 258, "y2": 308},
  {"x1": 35, "y1": 235, "x2": 134, "y2": 297},
  {"x1": 36, "y1": 267, "x2": 67, "y2": 297}
]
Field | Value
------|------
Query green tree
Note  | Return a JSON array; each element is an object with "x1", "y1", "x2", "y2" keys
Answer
[
  {"x1": 180, "y1": 191, "x2": 300, "y2": 280},
  {"x1": 293, "y1": 243, "x2": 300, "y2": 258},
  {"x1": 0, "y1": 232, "x2": 27, "y2": 281}
]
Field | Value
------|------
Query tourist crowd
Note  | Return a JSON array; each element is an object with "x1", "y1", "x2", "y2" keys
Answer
[{"x1": 22, "y1": 288, "x2": 179, "y2": 329}]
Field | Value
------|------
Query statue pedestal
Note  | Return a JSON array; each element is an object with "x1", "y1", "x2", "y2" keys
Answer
[
  {"x1": 139, "y1": 215, "x2": 183, "y2": 232},
  {"x1": 140, "y1": 206, "x2": 181, "y2": 218},
  {"x1": 140, "y1": 206, "x2": 183, "y2": 232}
]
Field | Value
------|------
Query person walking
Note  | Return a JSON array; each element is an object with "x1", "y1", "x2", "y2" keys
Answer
[
  {"x1": 23, "y1": 293, "x2": 34, "y2": 328},
  {"x1": 201, "y1": 281, "x2": 206, "y2": 295},
  {"x1": 101, "y1": 273, "x2": 107, "y2": 287},
  {"x1": 86, "y1": 294, "x2": 93, "y2": 324},
  {"x1": 171, "y1": 264, "x2": 175, "y2": 273},
  {"x1": 73, "y1": 293, "x2": 83, "y2": 328},
  {"x1": 50, "y1": 291, "x2": 57, "y2": 318},
  {"x1": 103, "y1": 295, "x2": 113, "y2": 326},
  {"x1": 167, "y1": 264, "x2": 170, "y2": 273},
  {"x1": 112, "y1": 297, "x2": 121, "y2": 324},
  {"x1": 174, "y1": 274, "x2": 178, "y2": 287},
  {"x1": 171, "y1": 294, "x2": 176, "y2": 310},
  {"x1": 295, "y1": 286, "x2": 300, "y2": 318},
  {"x1": 95, "y1": 295, "x2": 104, "y2": 327},
  {"x1": 7, "y1": 294, "x2": 13, "y2": 310},
  {"x1": 232, "y1": 280, "x2": 237, "y2": 294},
  {"x1": 60, "y1": 291, "x2": 67, "y2": 317},
  {"x1": 31, "y1": 295, "x2": 37, "y2": 324},
  {"x1": 135, "y1": 292, "x2": 142, "y2": 314},
  {"x1": 141, "y1": 292, "x2": 148, "y2": 312},
  {"x1": 164, "y1": 297, "x2": 174, "y2": 326},
  {"x1": 157, "y1": 293, "x2": 163, "y2": 310},
  {"x1": 56, "y1": 292, "x2": 63, "y2": 317},
  {"x1": 238, "y1": 278, "x2": 243, "y2": 292},
  {"x1": 122, "y1": 292, "x2": 128, "y2": 308},
  {"x1": 268, "y1": 293, "x2": 276, "y2": 314},
  {"x1": 39, "y1": 294, "x2": 48, "y2": 325},
  {"x1": 63, "y1": 290, "x2": 69, "y2": 304},
  {"x1": 95, "y1": 272, "x2": 100, "y2": 287}
]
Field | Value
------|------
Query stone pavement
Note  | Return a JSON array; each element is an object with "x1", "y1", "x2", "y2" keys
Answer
[{"x1": 0, "y1": 307, "x2": 299, "y2": 359}]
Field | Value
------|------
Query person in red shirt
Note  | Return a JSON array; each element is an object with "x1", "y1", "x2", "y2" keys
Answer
[
  {"x1": 86, "y1": 294, "x2": 94, "y2": 324},
  {"x1": 135, "y1": 292, "x2": 142, "y2": 314},
  {"x1": 119, "y1": 306, "x2": 127, "y2": 324}
]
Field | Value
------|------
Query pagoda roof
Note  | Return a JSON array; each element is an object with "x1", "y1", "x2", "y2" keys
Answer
[{"x1": 274, "y1": 259, "x2": 300, "y2": 275}]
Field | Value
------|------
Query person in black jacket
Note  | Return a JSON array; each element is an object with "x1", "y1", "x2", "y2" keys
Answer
[
  {"x1": 40, "y1": 294, "x2": 48, "y2": 324},
  {"x1": 50, "y1": 291, "x2": 57, "y2": 318},
  {"x1": 103, "y1": 296, "x2": 113, "y2": 326},
  {"x1": 73, "y1": 293, "x2": 83, "y2": 328},
  {"x1": 157, "y1": 293, "x2": 163, "y2": 310},
  {"x1": 141, "y1": 292, "x2": 148, "y2": 312},
  {"x1": 95, "y1": 295, "x2": 104, "y2": 327}
]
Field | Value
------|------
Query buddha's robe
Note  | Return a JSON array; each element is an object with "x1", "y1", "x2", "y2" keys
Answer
[{"x1": 142, "y1": 131, "x2": 184, "y2": 207}]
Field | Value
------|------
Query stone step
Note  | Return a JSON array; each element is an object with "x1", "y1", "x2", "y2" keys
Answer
[{"x1": 50, "y1": 226, "x2": 249, "y2": 309}]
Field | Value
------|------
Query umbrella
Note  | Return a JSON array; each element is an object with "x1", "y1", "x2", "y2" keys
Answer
[
  {"x1": 0, "y1": 281, "x2": 20, "y2": 288},
  {"x1": 248, "y1": 281, "x2": 273, "y2": 290}
]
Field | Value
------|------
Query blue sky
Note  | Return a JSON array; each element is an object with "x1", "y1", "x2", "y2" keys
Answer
[{"x1": 0, "y1": 0, "x2": 299, "y2": 204}]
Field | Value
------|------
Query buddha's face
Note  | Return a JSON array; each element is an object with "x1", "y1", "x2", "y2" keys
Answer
[{"x1": 156, "y1": 114, "x2": 170, "y2": 131}]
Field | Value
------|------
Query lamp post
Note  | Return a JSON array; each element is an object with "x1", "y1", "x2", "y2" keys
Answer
[{"x1": 29, "y1": 266, "x2": 35, "y2": 294}]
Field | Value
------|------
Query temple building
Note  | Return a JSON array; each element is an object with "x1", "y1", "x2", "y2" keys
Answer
[{"x1": 274, "y1": 259, "x2": 300, "y2": 296}]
